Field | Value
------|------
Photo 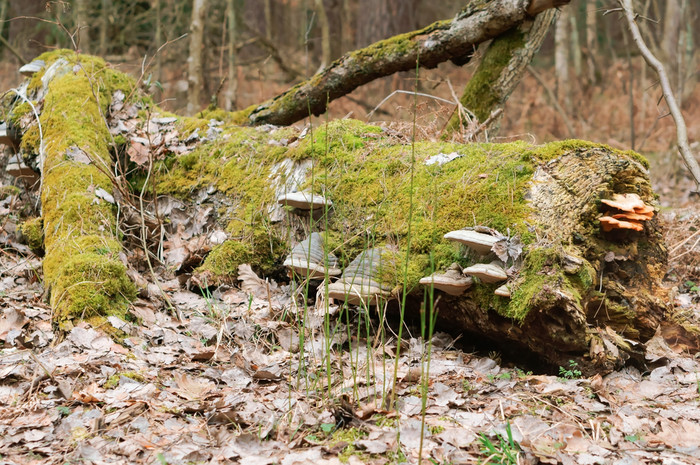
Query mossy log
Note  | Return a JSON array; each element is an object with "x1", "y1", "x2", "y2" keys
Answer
[
  {"x1": 6, "y1": 50, "x2": 670, "y2": 374},
  {"x1": 159, "y1": 117, "x2": 666, "y2": 374}
]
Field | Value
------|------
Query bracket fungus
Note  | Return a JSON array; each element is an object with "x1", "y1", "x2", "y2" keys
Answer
[
  {"x1": 277, "y1": 191, "x2": 332, "y2": 210},
  {"x1": 444, "y1": 229, "x2": 500, "y2": 255},
  {"x1": 419, "y1": 263, "x2": 473, "y2": 296},
  {"x1": 463, "y1": 261, "x2": 508, "y2": 283},
  {"x1": 19, "y1": 60, "x2": 45, "y2": 77},
  {"x1": 327, "y1": 247, "x2": 394, "y2": 306},
  {"x1": 494, "y1": 283, "x2": 512, "y2": 297},
  {"x1": 283, "y1": 232, "x2": 341, "y2": 279},
  {"x1": 599, "y1": 193, "x2": 654, "y2": 232}
]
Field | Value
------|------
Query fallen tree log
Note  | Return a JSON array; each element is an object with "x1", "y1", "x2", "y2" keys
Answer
[{"x1": 3, "y1": 50, "x2": 676, "y2": 374}]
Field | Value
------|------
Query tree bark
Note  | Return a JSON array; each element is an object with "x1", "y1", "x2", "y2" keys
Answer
[
  {"x1": 187, "y1": 0, "x2": 207, "y2": 114},
  {"x1": 74, "y1": 0, "x2": 90, "y2": 53},
  {"x1": 224, "y1": 0, "x2": 238, "y2": 110},
  {"x1": 443, "y1": 8, "x2": 557, "y2": 136},
  {"x1": 236, "y1": 0, "x2": 571, "y2": 127},
  {"x1": 314, "y1": 0, "x2": 332, "y2": 70},
  {"x1": 554, "y1": 5, "x2": 570, "y2": 111}
]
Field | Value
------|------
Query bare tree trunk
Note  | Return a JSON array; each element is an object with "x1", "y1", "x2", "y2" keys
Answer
[
  {"x1": 0, "y1": 0, "x2": 7, "y2": 58},
  {"x1": 74, "y1": 0, "x2": 90, "y2": 53},
  {"x1": 554, "y1": 5, "x2": 570, "y2": 111},
  {"x1": 314, "y1": 0, "x2": 331, "y2": 70},
  {"x1": 153, "y1": 0, "x2": 163, "y2": 102},
  {"x1": 187, "y1": 0, "x2": 207, "y2": 114},
  {"x1": 98, "y1": 0, "x2": 108, "y2": 55},
  {"x1": 224, "y1": 0, "x2": 238, "y2": 110},
  {"x1": 585, "y1": 0, "x2": 597, "y2": 84},
  {"x1": 569, "y1": 8, "x2": 581, "y2": 77},
  {"x1": 341, "y1": 0, "x2": 353, "y2": 53},
  {"x1": 661, "y1": 1, "x2": 681, "y2": 67},
  {"x1": 237, "y1": 0, "x2": 571, "y2": 127},
  {"x1": 264, "y1": 0, "x2": 273, "y2": 41}
]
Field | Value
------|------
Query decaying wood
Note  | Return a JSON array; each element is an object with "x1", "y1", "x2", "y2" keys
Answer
[{"x1": 237, "y1": 0, "x2": 571, "y2": 127}]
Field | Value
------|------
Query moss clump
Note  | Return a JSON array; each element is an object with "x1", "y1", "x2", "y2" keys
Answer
[
  {"x1": 23, "y1": 50, "x2": 139, "y2": 329},
  {"x1": 103, "y1": 371, "x2": 145, "y2": 389},
  {"x1": 0, "y1": 185, "x2": 20, "y2": 198},
  {"x1": 20, "y1": 217, "x2": 44, "y2": 253}
]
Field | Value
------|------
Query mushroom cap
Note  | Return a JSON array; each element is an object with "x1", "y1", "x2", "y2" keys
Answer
[
  {"x1": 599, "y1": 216, "x2": 644, "y2": 232},
  {"x1": 19, "y1": 60, "x2": 45, "y2": 77},
  {"x1": 600, "y1": 193, "x2": 646, "y2": 212},
  {"x1": 327, "y1": 280, "x2": 389, "y2": 305},
  {"x1": 462, "y1": 262, "x2": 508, "y2": 283},
  {"x1": 284, "y1": 232, "x2": 341, "y2": 279},
  {"x1": 419, "y1": 264, "x2": 472, "y2": 295},
  {"x1": 612, "y1": 212, "x2": 653, "y2": 221},
  {"x1": 277, "y1": 192, "x2": 332, "y2": 210},
  {"x1": 494, "y1": 283, "x2": 512, "y2": 297},
  {"x1": 443, "y1": 230, "x2": 500, "y2": 255},
  {"x1": 327, "y1": 247, "x2": 395, "y2": 306}
]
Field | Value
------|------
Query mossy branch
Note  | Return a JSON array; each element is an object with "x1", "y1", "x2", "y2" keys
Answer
[
  {"x1": 233, "y1": 0, "x2": 570, "y2": 127},
  {"x1": 443, "y1": 8, "x2": 557, "y2": 137}
]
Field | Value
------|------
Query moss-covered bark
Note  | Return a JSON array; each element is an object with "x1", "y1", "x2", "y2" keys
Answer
[
  {"x1": 444, "y1": 8, "x2": 556, "y2": 135},
  {"x1": 155, "y1": 115, "x2": 666, "y2": 373},
  {"x1": 10, "y1": 50, "x2": 137, "y2": 330}
]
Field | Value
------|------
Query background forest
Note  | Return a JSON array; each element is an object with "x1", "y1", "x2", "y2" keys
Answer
[
  {"x1": 1, "y1": 0, "x2": 699, "y2": 187},
  {"x1": 3, "y1": 2, "x2": 700, "y2": 464}
]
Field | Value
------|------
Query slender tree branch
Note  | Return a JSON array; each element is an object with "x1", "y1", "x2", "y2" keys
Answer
[{"x1": 620, "y1": 0, "x2": 700, "y2": 189}]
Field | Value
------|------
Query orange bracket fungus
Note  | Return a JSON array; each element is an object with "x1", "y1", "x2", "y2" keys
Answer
[{"x1": 598, "y1": 193, "x2": 654, "y2": 232}]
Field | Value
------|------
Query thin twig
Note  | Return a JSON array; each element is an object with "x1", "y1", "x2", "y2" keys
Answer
[
  {"x1": 527, "y1": 65, "x2": 576, "y2": 138},
  {"x1": 619, "y1": 0, "x2": 700, "y2": 189}
]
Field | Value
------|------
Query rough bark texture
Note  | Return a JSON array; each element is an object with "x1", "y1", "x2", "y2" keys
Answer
[
  {"x1": 237, "y1": 0, "x2": 571, "y2": 127},
  {"x1": 443, "y1": 8, "x2": 557, "y2": 135}
]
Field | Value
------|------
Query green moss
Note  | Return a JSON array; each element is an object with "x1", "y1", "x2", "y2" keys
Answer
[
  {"x1": 448, "y1": 26, "x2": 526, "y2": 128},
  {"x1": 22, "y1": 50, "x2": 140, "y2": 329},
  {"x1": 0, "y1": 185, "x2": 20, "y2": 198},
  {"x1": 20, "y1": 217, "x2": 44, "y2": 253},
  {"x1": 103, "y1": 371, "x2": 145, "y2": 389},
  {"x1": 197, "y1": 240, "x2": 252, "y2": 281}
]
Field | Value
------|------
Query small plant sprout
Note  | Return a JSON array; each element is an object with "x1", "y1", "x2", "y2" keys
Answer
[
  {"x1": 478, "y1": 422, "x2": 521, "y2": 465},
  {"x1": 559, "y1": 360, "x2": 582, "y2": 380}
]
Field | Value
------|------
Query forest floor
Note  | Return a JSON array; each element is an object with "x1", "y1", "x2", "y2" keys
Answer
[
  {"x1": 2, "y1": 55, "x2": 700, "y2": 464},
  {"x1": 1, "y1": 151, "x2": 700, "y2": 465}
]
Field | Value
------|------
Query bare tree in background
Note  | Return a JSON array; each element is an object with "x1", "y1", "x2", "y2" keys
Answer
[
  {"x1": 224, "y1": 0, "x2": 239, "y2": 110},
  {"x1": 188, "y1": 0, "x2": 207, "y2": 114},
  {"x1": 585, "y1": 0, "x2": 597, "y2": 84},
  {"x1": 74, "y1": 0, "x2": 90, "y2": 52},
  {"x1": 314, "y1": 0, "x2": 331, "y2": 70},
  {"x1": 554, "y1": 4, "x2": 570, "y2": 112}
]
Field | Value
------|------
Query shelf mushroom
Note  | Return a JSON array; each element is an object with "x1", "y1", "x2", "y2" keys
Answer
[
  {"x1": 494, "y1": 283, "x2": 512, "y2": 297},
  {"x1": 598, "y1": 193, "x2": 654, "y2": 232},
  {"x1": 277, "y1": 191, "x2": 332, "y2": 210},
  {"x1": 327, "y1": 247, "x2": 394, "y2": 306},
  {"x1": 419, "y1": 263, "x2": 473, "y2": 296},
  {"x1": 443, "y1": 229, "x2": 500, "y2": 255},
  {"x1": 462, "y1": 261, "x2": 508, "y2": 284},
  {"x1": 19, "y1": 60, "x2": 45, "y2": 77},
  {"x1": 284, "y1": 232, "x2": 341, "y2": 279}
]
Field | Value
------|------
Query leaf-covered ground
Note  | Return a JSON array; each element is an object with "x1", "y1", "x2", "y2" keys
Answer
[{"x1": 2, "y1": 175, "x2": 700, "y2": 464}]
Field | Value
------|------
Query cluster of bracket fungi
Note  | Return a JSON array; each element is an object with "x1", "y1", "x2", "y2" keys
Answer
[
  {"x1": 598, "y1": 193, "x2": 654, "y2": 232},
  {"x1": 280, "y1": 191, "x2": 516, "y2": 307}
]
